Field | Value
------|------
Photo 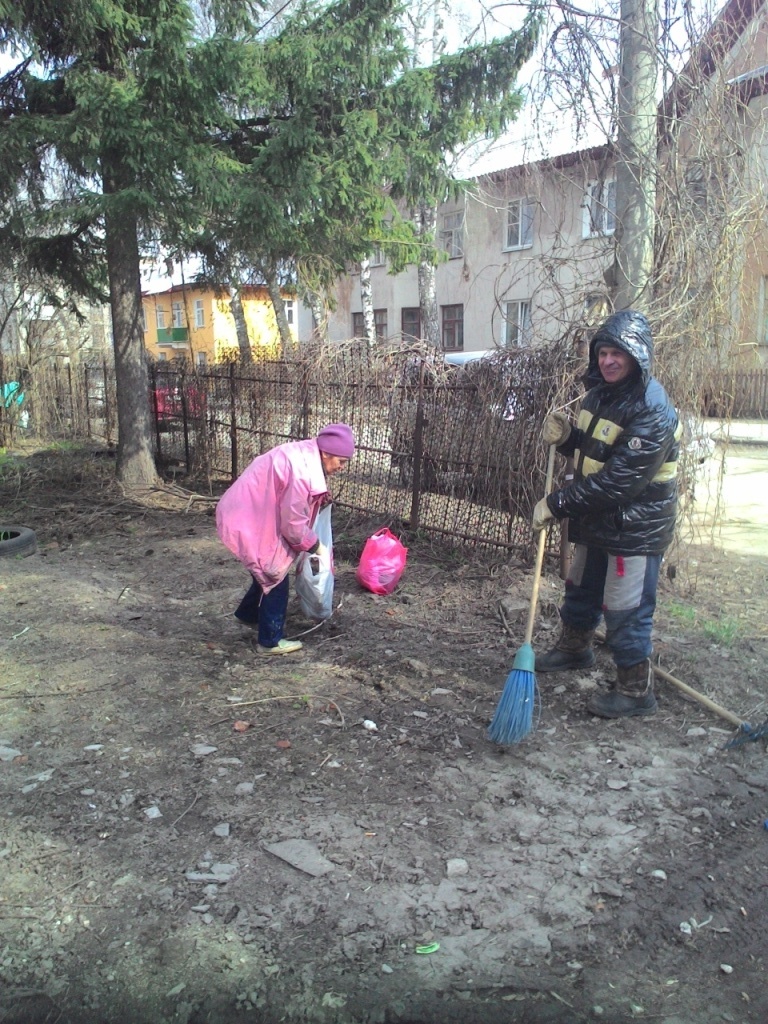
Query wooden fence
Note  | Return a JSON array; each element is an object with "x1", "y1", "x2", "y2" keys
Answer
[{"x1": 704, "y1": 369, "x2": 768, "y2": 419}]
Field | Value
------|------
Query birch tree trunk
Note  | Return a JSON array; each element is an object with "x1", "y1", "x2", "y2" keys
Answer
[
  {"x1": 229, "y1": 285, "x2": 252, "y2": 362},
  {"x1": 305, "y1": 290, "x2": 329, "y2": 344},
  {"x1": 359, "y1": 257, "x2": 376, "y2": 346},
  {"x1": 417, "y1": 201, "x2": 440, "y2": 348},
  {"x1": 266, "y1": 266, "x2": 293, "y2": 353}
]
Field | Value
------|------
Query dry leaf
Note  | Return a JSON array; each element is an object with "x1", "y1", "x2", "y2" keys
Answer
[{"x1": 233, "y1": 720, "x2": 251, "y2": 732}]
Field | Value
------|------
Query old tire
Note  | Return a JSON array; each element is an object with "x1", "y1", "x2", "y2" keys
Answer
[{"x1": 0, "y1": 525, "x2": 37, "y2": 558}]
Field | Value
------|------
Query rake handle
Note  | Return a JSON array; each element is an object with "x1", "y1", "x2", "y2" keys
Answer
[
  {"x1": 523, "y1": 444, "x2": 556, "y2": 647},
  {"x1": 652, "y1": 664, "x2": 745, "y2": 728}
]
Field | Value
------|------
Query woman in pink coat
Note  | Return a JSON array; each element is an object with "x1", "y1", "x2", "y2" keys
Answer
[{"x1": 216, "y1": 423, "x2": 355, "y2": 654}]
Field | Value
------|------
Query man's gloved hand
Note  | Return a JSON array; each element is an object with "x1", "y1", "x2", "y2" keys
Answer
[
  {"x1": 542, "y1": 412, "x2": 571, "y2": 446},
  {"x1": 532, "y1": 498, "x2": 554, "y2": 532}
]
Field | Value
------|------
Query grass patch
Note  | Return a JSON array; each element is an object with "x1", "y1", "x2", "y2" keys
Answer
[{"x1": 666, "y1": 600, "x2": 743, "y2": 646}]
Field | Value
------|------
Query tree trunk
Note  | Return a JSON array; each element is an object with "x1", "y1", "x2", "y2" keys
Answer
[
  {"x1": 614, "y1": 0, "x2": 659, "y2": 310},
  {"x1": 358, "y1": 258, "x2": 376, "y2": 346},
  {"x1": 103, "y1": 158, "x2": 159, "y2": 489},
  {"x1": 229, "y1": 285, "x2": 252, "y2": 362},
  {"x1": 266, "y1": 267, "x2": 293, "y2": 353},
  {"x1": 305, "y1": 290, "x2": 328, "y2": 344},
  {"x1": 417, "y1": 201, "x2": 440, "y2": 348}
]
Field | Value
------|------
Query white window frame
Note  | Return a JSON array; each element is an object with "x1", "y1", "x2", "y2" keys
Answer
[
  {"x1": 369, "y1": 246, "x2": 385, "y2": 267},
  {"x1": 504, "y1": 299, "x2": 532, "y2": 348},
  {"x1": 172, "y1": 301, "x2": 184, "y2": 329},
  {"x1": 156, "y1": 307, "x2": 166, "y2": 330},
  {"x1": 284, "y1": 298, "x2": 294, "y2": 325},
  {"x1": 194, "y1": 299, "x2": 205, "y2": 328},
  {"x1": 440, "y1": 211, "x2": 464, "y2": 259},
  {"x1": 196, "y1": 351, "x2": 207, "y2": 368},
  {"x1": 505, "y1": 197, "x2": 534, "y2": 251},
  {"x1": 583, "y1": 178, "x2": 616, "y2": 238},
  {"x1": 141, "y1": 305, "x2": 148, "y2": 332}
]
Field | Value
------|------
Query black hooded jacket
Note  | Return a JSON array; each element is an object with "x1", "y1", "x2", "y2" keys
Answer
[{"x1": 546, "y1": 310, "x2": 680, "y2": 555}]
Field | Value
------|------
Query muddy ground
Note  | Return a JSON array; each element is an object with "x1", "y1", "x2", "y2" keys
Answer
[{"x1": 1, "y1": 446, "x2": 767, "y2": 1024}]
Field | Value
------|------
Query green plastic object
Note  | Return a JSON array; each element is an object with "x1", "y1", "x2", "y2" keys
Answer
[{"x1": 415, "y1": 942, "x2": 440, "y2": 955}]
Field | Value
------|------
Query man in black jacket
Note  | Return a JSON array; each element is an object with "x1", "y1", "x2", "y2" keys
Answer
[{"x1": 532, "y1": 310, "x2": 680, "y2": 718}]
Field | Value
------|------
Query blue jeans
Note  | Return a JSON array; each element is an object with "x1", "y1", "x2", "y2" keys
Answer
[
  {"x1": 235, "y1": 574, "x2": 290, "y2": 648},
  {"x1": 560, "y1": 544, "x2": 662, "y2": 668}
]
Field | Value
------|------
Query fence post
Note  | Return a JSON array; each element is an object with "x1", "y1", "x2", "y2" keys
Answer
[
  {"x1": 409, "y1": 360, "x2": 426, "y2": 531},
  {"x1": 84, "y1": 365, "x2": 92, "y2": 439},
  {"x1": 149, "y1": 363, "x2": 162, "y2": 464},
  {"x1": 229, "y1": 361, "x2": 238, "y2": 480},
  {"x1": 103, "y1": 359, "x2": 113, "y2": 447},
  {"x1": 179, "y1": 364, "x2": 191, "y2": 474}
]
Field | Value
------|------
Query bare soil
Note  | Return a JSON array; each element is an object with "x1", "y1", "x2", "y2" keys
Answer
[{"x1": 1, "y1": 447, "x2": 766, "y2": 1024}]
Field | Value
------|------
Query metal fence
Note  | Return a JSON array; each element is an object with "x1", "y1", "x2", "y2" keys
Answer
[
  {"x1": 0, "y1": 344, "x2": 576, "y2": 555},
  {"x1": 147, "y1": 344, "x2": 578, "y2": 555},
  {"x1": 5, "y1": 341, "x2": 759, "y2": 556}
]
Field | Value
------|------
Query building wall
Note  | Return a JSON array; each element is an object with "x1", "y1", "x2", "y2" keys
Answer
[
  {"x1": 321, "y1": 150, "x2": 615, "y2": 354},
  {"x1": 142, "y1": 285, "x2": 298, "y2": 364}
]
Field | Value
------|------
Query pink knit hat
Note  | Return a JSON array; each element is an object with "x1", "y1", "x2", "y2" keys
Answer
[{"x1": 316, "y1": 422, "x2": 355, "y2": 458}]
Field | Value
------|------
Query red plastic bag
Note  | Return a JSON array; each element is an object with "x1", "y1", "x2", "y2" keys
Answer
[{"x1": 356, "y1": 529, "x2": 408, "y2": 595}]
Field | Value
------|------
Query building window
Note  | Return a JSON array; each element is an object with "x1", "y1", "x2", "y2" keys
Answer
[
  {"x1": 440, "y1": 211, "x2": 464, "y2": 259},
  {"x1": 284, "y1": 299, "x2": 294, "y2": 325},
  {"x1": 505, "y1": 198, "x2": 534, "y2": 250},
  {"x1": 196, "y1": 351, "x2": 207, "y2": 368},
  {"x1": 156, "y1": 308, "x2": 166, "y2": 330},
  {"x1": 157, "y1": 351, "x2": 168, "y2": 361},
  {"x1": 352, "y1": 310, "x2": 387, "y2": 340},
  {"x1": 401, "y1": 307, "x2": 421, "y2": 342},
  {"x1": 583, "y1": 178, "x2": 616, "y2": 237},
  {"x1": 172, "y1": 301, "x2": 184, "y2": 329},
  {"x1": 504, "y1": 300, "x2": 532, "y2": 347},
  {"x1": 141, "y1": 306, "x2": 148, "y2": 332},
  {"x1": 194, "y1": 299, "x2": 205, "y2": 328},
  {"x1": 441, "y1": 304, "x2": 464, "y2": 351},
  {"x1": 374, "y1": 309, "x2": 387, "y2": 341},
  {"x1": 370, "y1": 246, "x2": 385, "y2": 267}
]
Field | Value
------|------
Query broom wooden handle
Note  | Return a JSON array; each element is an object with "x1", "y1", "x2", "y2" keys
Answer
[
  {"x1": 523, "y1": 444, "x2": 556, "y2": 647},
  {"x1": 652, "y1": 664, "x2": 745, "y2": 728}
]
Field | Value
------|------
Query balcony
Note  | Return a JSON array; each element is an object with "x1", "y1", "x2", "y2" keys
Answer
[{"x1": 157, "y1": 327, "x2": 189, "y2": 344}]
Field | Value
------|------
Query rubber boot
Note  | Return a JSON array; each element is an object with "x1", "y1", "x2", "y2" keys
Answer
[
  {"x1": 536, "y1": 624, "x2": 596, "y2": 673},
  {"x1": 587, "y1": 658, "x2": 657, "y2": 718}
]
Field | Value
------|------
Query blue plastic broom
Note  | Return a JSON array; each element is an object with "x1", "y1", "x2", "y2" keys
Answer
[{"x1": 488, "y1": 444, "x2": 556, "y2": 745}]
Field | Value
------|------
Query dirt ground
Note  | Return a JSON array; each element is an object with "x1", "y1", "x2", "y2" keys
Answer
[{"x1": 1, "y1": 446, "x2": 767, "y2": 1024}]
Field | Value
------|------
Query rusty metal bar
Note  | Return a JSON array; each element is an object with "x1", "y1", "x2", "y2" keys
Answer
[{"x1": 409, "y1": 360, "x2": 426, "y2": 531}]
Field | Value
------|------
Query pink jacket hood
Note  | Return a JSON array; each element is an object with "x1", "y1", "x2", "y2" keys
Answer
[{"x1": 216, "y1": 437, "x2": 329, "y2": 592}]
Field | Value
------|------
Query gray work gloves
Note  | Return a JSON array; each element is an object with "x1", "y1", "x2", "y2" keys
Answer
[
  {"x1": 532, "y1": 498, "x2": 554, "y2": 532},
  {"x1": 542, "y1": 412, "x2": 571, "y2": 446}
]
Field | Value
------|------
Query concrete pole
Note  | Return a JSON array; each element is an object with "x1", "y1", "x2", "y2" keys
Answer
[{"x1": 614, "y1": 0, "x2": 659, "y2": 311}]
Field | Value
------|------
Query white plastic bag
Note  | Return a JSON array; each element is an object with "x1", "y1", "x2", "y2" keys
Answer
[{"x1": 295, "y1": 504, "x2": 334, "y2": 621}]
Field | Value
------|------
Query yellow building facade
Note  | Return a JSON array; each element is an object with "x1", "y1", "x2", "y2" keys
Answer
[{"x1": 141, "y1": 284, "x2": 297, "y2": 364}]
